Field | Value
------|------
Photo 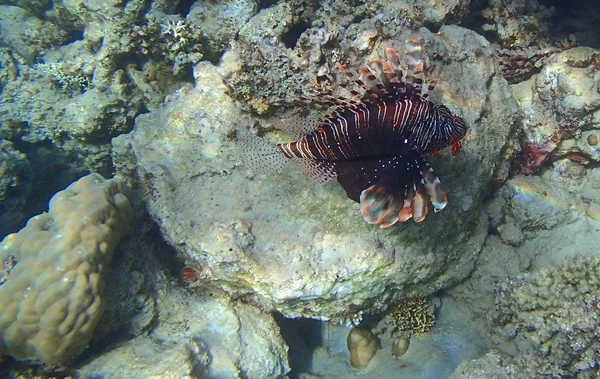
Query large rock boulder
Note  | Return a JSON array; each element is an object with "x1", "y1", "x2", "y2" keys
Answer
[{"x1": 113, "y1": 25, "x2": 518, "y2": 319}]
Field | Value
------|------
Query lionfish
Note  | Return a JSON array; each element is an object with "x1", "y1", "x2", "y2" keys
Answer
[{"x1": 243, "y1": 40, "x2": 467, "y2": 228}]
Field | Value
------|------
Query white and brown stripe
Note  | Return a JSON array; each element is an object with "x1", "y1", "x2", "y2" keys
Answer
[{"x1": 278, "y1": 99, "x2": 436, "y2": 162}]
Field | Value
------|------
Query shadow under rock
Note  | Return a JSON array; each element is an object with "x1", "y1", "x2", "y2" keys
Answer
[
  {"x1": 273, "y1": 313, "x2": 323, "y2": 378},
  {"x1": 75, "y1": 220, "x2": 184, "y2": 366}
]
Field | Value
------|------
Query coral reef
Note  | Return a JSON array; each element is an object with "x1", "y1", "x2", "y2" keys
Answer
[
  {"x1": 113, "y1": 23, "x2": 518, "y2": 318},
  {"x1": 496, "y1": 175, "x2": 577, "y2": 236},
  {"x1": 391, "y1": 336, "x2": 410, "y2": 357},
  {"x1": 445, "y1": 234, "x2": 530, "y2": 324},
  {"x1": 0, "y1": 0, "x2": 225, "y2": 231},
  {"x1": 450, "y1": 350, "x2": 521, "y2": 378},
  {"x1": 0, "y1": 5, "x2": 70, "y2": 62},
  {"x1": 334, "y1": 304, "x2": 364, "y2": 328},
  {"x1": 6, "y1": 0, "x2": 600, "y2": 375},
  {"x1": 489, "y1": 256, "x2": 600, "y2": 377},
  {"x1": 480, "y1": 0, "x2": 554, "y2": 50},
  {"x1": 558, "y1": 130, "x2": 600, "y2": 164},
  {"x1": 224, "y1": 0, "x2": 470, "y2": 113},
  {"x1": 0, "y1": 255, "x2": 17, "y2": 286},
  {"x1": 511, "y1": 47, "x2": 600, "y2": 174},
  {"x1": 0, "y1": 174, "x2": 133, "y2": 363},
  {"x1": 126, "y1": 15, "x2": 205, "y2": 75},
  {"x1": 498, "y1": 47, "x2": 555, "y2": 84},
  {"x1": 186, "y1": 0, "x2": 258, "y2": 60}
]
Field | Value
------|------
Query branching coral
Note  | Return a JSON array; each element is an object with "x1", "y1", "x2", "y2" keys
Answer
[
  {"x1": 126, "y1": 17, "x2": 204, "y2": 74},
  {"x1": 389, "y1": 298, "x2": 435, "y2": 336},
  {"x1": 34, "y1": 62, "x2": 91, "y2": 91}
]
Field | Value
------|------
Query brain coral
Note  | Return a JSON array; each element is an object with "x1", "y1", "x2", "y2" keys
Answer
[
  {"x1": 0, "y1": 173, "x2": 133, "y2": 364},
  {"x1": 490, "y1": 256, "x2": 600, "y2": 377}
]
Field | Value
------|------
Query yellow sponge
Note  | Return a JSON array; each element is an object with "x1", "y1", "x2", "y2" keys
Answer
[{"x1": 0, "y1": 174, "x2": 133, "y2": 363}]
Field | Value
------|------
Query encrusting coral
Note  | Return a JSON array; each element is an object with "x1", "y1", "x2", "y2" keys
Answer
[
  {"x1": 490, "y1": 256, "x2": 600, "y2": 377},
  {"x1": 0, "y1": 174, "x2": 133, "y2": 364}
]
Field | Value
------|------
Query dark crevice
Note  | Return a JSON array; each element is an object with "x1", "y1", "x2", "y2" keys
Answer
[
  {"x1": 174, "y1": 0, "x2": 196, "y2": 17},
  {"x1": 9, "y1": 139, "x2": 88, "y2": 230},
  {"x1": 459, "y1": 0, "x2": 489, "y2": 37},
  {"x1": 67, "y1": 28, "x2": 84, "y2": 43},
  {"x1": 351, "y1": 14, "x2": 366, "y2": 25},
  {"x1": 258, "y1": 0, "x2": 280, "y2": 10},
  {"x1": 542, "y1": 0, "x2": 600, "y2": 48},
  {"x1": 282, "y1": 20, "x2": 311, "y2": 49},
  {"x1": 273, "y1": 313, "x2": 322, "y2": 378}
]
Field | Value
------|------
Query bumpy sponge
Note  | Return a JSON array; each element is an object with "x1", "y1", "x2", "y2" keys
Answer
[{"x1": 0, "y1": 174, "x2": 133, "y2": 363}]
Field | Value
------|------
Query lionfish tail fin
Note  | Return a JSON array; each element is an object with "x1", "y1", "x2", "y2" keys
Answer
[
  {"x1": 237, "y1": 129, "x2": 289, "y2": 175},
  {"x1": 358, "y1": 153, "x2": 447, "y2": 228}
]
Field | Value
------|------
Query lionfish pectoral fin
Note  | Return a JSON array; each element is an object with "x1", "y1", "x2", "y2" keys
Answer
[
  {"x1": 398, "y1": 199, "x2": 413, "y2": 222},
  {"x1": 292, "y1": 158, "x2": 338, "y2": 184},
  {"x1": 237, "y1": 129, "x2": 289, "y2": 175},
  {"x1": 359, "y1": 182, "x2": 403, "y2": 228},
  {"x1": 411, "y1": 187, "x2": 429, "y2": 222},
  {"x1": 355, "y1": 152, "x2": 447, "y2": 228},
  {"x1": 420, "y1": 165, "x2": 448, "y2": 212}
]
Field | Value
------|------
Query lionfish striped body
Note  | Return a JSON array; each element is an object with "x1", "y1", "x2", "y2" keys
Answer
[{"x1": 246, "y1": 40, "x2": 467, "y2": 228}]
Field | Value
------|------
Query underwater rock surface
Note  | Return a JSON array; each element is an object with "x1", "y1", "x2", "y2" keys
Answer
[
  {"x1": 0, "y1": 140, "x2": 32, "y2": 238},
  {"x1": 78, "y1": 288, "x2": 289, "y2": 378},
  {"x1": 512, "y1": 47, "x2": 600, "y2": 174},
  {"x1": 114, "y1": 24, "x2": 518, "y2": 319}
]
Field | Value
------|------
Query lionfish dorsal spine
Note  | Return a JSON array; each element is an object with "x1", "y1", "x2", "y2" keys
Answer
[
  {"x1": 357, "y1": 65, "x2": 385, "y2": 100},
  {"x1": 366, "y1": 58, "x2": 393, "y2": 96},
  {"x1": 420, "y1": 79, "x2": 439, "y2": 100},
  {"x1": 405, "y1": 40, "x2": 424, "y2": 100}
]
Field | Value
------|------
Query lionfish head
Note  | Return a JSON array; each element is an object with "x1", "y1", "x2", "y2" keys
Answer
[{"x1": 428, "y1": 104, "x2": 467, "y2": 156}]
